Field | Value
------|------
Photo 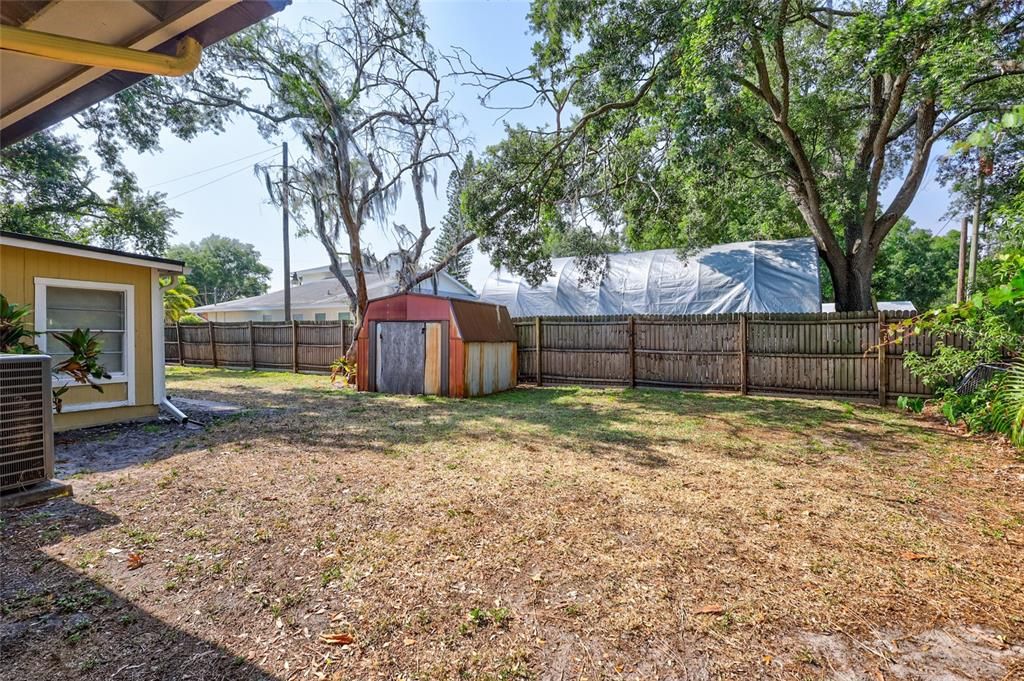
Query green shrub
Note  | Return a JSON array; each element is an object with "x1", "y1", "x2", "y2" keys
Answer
[{"x1": 887, "y1": 250, "x2": 1023, "y2": 447}]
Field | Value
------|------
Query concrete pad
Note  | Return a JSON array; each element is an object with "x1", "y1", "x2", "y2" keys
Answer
[{"x1": 0, "y1": 480, "x2": 73, "y2": 509}]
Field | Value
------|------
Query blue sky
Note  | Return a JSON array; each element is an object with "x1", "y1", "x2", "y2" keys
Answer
[{"x1": 80, "y1": 0, "x2": 957, "y2": 292}]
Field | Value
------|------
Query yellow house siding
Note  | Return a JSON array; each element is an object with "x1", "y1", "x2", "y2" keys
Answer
[
  {"x1": 0, "y1": 243, "x2": 158, "y2": 430},
  {"x1": 55, "y1": 405, "x2": 159, "y2": 431}
]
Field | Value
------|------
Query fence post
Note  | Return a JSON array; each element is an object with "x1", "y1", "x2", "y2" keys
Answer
[
  {"x1": 175, "y1": 322, "x2": 184, "y2": 366},
  {"x1": 208, "y1": 321, "x2": 218, "y2": 368},
  {"x1": 877, "y1": 310, "x2": 887, "y2": 406},
  {"x1": 292, "y1": 320, "x2": 299, "y2": 373},
  {"x1": 248, "y1": 321, "x2": 256, "y2": 370},
  {"x1": 627, "y1": 316, "x2": 636, "y2": 388},
  {"x1": 534, "y1": 316, "x2": 543, "y2": 386},
  {"x1": 339, "y1": 320, "x2": 348, "y2": 359},
  {"x1": 739, "y1": 314, "x2": 748, "y2": 395}
]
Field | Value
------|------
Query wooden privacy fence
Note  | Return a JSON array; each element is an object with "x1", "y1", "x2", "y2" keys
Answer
[
  {"x1": 514, "y1": 311, "x2": 957, "y2": 405},
  {"x1": 165, "y1": 321, "x2": 354, "y2": 373}
]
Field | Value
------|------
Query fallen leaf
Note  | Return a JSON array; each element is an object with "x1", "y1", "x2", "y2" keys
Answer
[
  {"x1": 319, "y1": 632, "x2": 355, "y2": 646},
  {"x1": 126, "y1": 553, "x2": 144, "y2": 570},
  {"x1": 763, "y1": 654, "x2": 773, "y2": 664},
  {"x1": 403, "y1": 638, "x2": 416, "y2": 646},
  {"x1": 900, "y1": 551, "x2": 933, "y2": 561},
  {"x1": 694, "y1": 604, "x2": 725, "y2": 615}
]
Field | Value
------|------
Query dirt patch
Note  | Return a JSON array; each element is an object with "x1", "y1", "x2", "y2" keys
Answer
[
  {"x1": 54, "y1": 398, "x2": 246, "y2": 477},
  {"x1": 791, "y1": 626, "x2": 1024, "y2": 680},
  {"x1": 3, "y1": 368, "x2": 1022, "y2": 680}
]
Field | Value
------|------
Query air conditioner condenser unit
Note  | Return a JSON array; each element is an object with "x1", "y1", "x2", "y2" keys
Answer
[{"x1": 0, "y1": 353, "x2": 55, "y2": 493}]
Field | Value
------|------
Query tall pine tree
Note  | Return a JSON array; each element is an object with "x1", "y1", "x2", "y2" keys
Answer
[{"x1": 432, "y1": 154, "x2": 474, "y2": 287}]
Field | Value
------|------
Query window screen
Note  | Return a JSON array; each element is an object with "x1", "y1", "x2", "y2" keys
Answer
[
  {"x1": 315, "y1": 313, "x2": 327, "y2": 322},
  {"x1": 46, "y1": 287, "x2": 126, "y2": 372}
]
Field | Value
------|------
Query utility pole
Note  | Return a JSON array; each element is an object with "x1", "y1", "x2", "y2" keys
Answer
[
  {"x1": 967, "y1": 165, "x2": 983, "y2": 295},
  {"x1": 956, "y1": 216, "x2": 968, "y2": 304},
  {"x1": 282, "y1": 141, "x2": 292, "y2": 322}
]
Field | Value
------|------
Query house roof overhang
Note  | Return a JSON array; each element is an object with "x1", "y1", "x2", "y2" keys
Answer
[
  {"x1": 0, "y1": 0, "x2": 289, "y2": 147},
  {"x1": 0, "y1": 230, "x2": 188, "y2": 274}
]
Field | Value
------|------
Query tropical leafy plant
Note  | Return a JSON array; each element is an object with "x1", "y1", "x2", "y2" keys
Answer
[
  {"x1": 992, "y1": 362, "x2": 1024, "y2": 447},
  {"x1": 896, "y1": 396, "x2": 925, "y2": 414},
  {"x1": 50, "y1": 328, "x2": 112, "y2": 412},
  {"x1": 162, "y1": 276, "x2": 199, "y2": 323},
  {"x1": 0, "y1": 295, "x2": 39, "y2": 353},
  {"x1": 329, "y1": 357, "x2": 357, "y2": 386}
]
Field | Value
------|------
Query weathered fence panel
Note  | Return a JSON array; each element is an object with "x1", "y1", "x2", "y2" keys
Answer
[
  {"x1": 513, "y1": 311, "x2": 953, "y2": 404},
  {"x1": 165, "y1": 321, "x2": 353, "y2": 373}
]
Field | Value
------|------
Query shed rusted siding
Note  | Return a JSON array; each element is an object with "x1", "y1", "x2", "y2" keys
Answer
[{"x1": 464, "y1": 342, "x2": 517, "y2": 397}]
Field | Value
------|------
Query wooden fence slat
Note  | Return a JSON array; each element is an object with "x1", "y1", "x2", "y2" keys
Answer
[
  {"x1": 292, "y1": 320, "x2": 298, "y2": 373},
  {"x1": 175, "y1": 322, "x2": 184, "y2": 366},
  {"x1": 739, "y1": 314, "x2": 748, "y2": 395},
  {"x1": 627, "y1": 316, "x2": 635, "y2": 388},
  {"x1": 209, "y1": 321, "x2": 218, "y2": 368},
  {"x1": 878, "y1": 311, "x2": 887, "y2": 406},
  {"x1": 535, "y1": 316, "x2": 543, "y2": 386},
  {"x1": 248, "y1": 321, "x2": 255, "y2": 370}
]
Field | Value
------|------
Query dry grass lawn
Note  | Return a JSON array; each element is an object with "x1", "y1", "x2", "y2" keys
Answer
[{"x1": 3, "y1": 367, "x2": 1023, "y2": 680}]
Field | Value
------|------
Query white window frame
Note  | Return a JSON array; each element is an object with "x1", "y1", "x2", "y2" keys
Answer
[{"x1": 34, "y1": 277, "x2": 135, "y2": 410}]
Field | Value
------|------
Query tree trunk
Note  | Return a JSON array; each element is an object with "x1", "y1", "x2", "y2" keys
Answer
[{"x1": 830, "y1": 246, "x2": 877, "y2": 312}]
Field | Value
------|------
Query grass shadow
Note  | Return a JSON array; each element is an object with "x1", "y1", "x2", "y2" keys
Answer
[{"x1": 1, "y1": 497, "x2": 282, "y2": 680}]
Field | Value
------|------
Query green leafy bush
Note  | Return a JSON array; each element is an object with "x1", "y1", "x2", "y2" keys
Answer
[
  {"x1": 885, "y1": 249, "x2": 1023, "y2": 447},
  {"x1": 896, "y1": 396, "x2": 925, "y2": 414}
]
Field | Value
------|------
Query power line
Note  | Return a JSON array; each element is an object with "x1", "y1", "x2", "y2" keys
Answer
[
  {"x1": 167, "y1": 150, "x2": 280, "y2": 200},
  {"x1": 146, "y1": 145, "x2": 281, "y2": 189}
]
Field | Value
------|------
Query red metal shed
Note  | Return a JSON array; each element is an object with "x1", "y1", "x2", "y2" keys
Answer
[{"x1": 356, "y1": 293, "x2": 518, "y2": 397}]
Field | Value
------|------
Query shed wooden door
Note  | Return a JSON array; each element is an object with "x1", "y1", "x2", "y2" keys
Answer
[{"x1": 376, "y1": 322, "x2": 425, "y2": 394}]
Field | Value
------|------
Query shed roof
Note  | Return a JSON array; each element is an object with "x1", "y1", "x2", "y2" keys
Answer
[
  {"x1": 364, "y1": 293, "x2": 518, "y2": 343},
  {"x1": 450, "y1": 298, "x2": 517, "y2": 342}
]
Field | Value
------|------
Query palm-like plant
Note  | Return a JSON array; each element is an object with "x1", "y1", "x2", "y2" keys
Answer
[
  {"x1": 992, "y1": 362, "x2": 1024, "y2": 448},
  {"x1": 163, "y1": 277, "x2": 200, "y2": 323}
]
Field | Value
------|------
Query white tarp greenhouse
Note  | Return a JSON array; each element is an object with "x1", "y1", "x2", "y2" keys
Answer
[{"x1": 479, "y1": 237, "x2": 822, "y2": 317}]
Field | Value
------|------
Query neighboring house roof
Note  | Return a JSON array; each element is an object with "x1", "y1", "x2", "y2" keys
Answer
[
  {"x1": 822, "y1": 301, "x2": 917, "y2": 313},
  {"x1": 293, "y1": 257, "x2": 477, "y2": 299},
  {"x1": 0, "y1": 230, "x2": 187, "y2": 273},
  {"x1": 192, "y1": 265, "x2": 476, "y2": 314},
  {"x1": 1, "y1": 0, "x2": 289, "y2": 146},
  {"x1": 480, "y1": 238, "x2": 822, "y2": 317}
]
